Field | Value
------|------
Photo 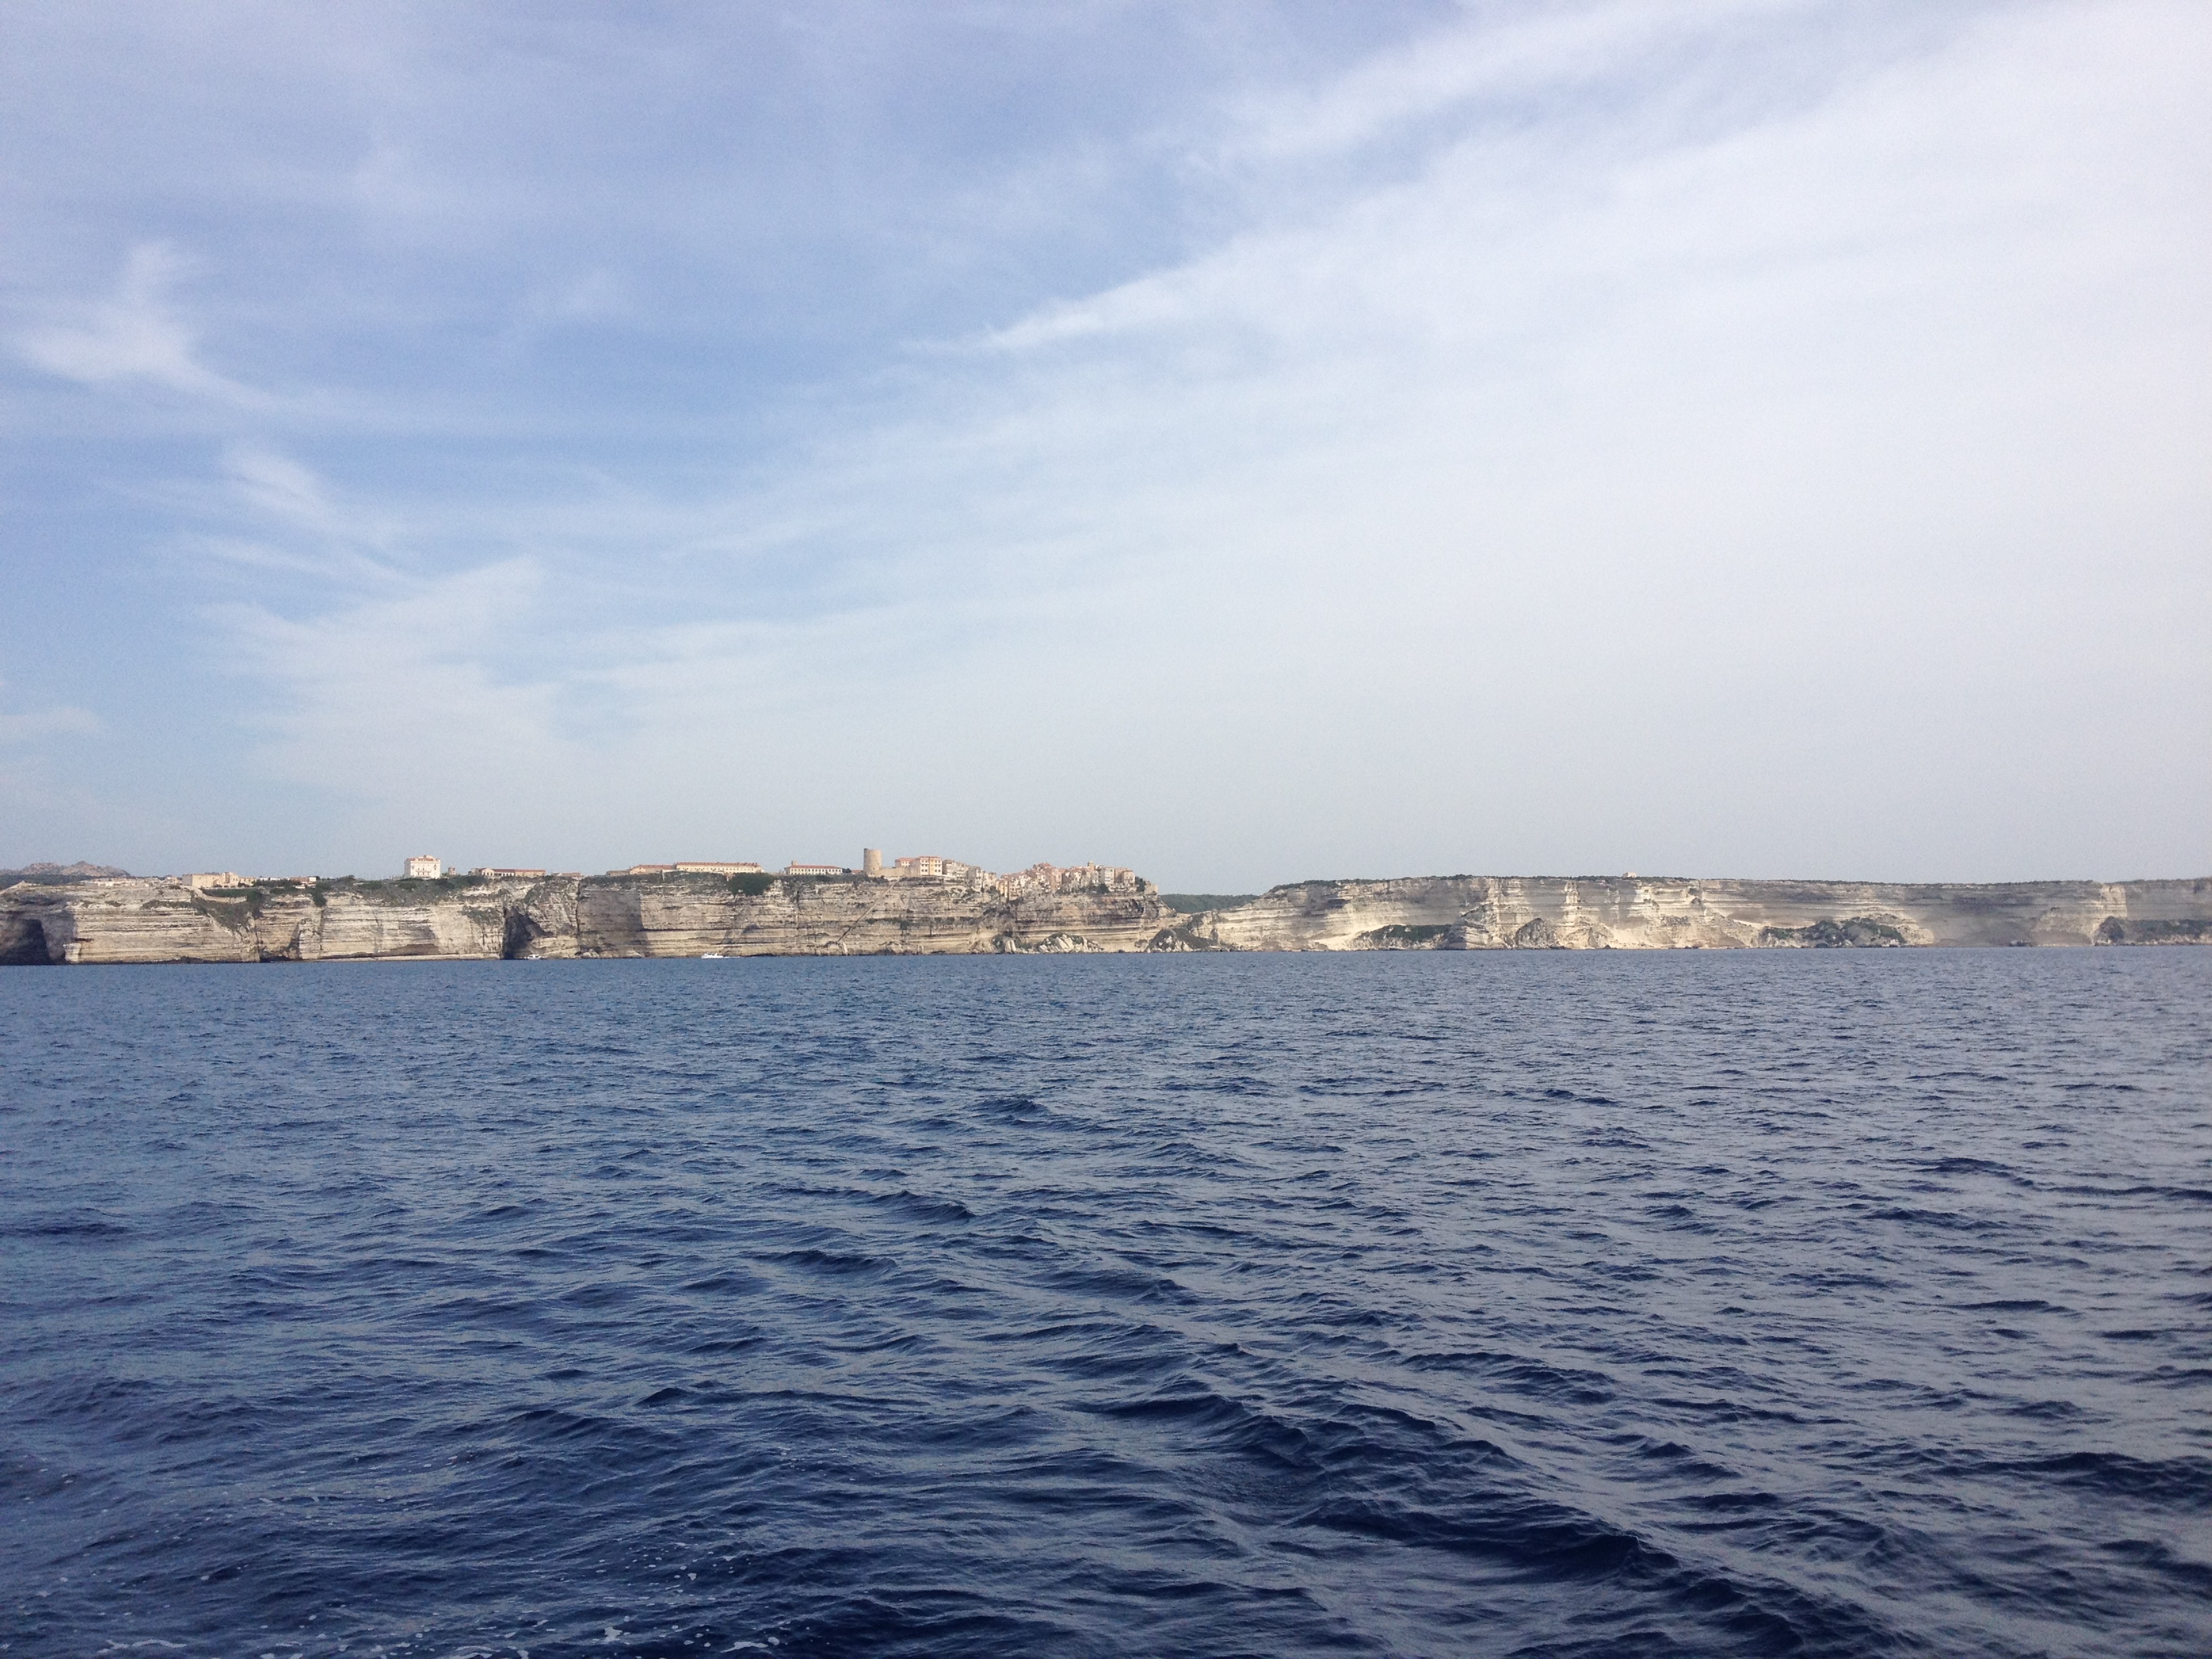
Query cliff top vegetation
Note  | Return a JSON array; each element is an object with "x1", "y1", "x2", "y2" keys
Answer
[{"x1": 1, "y1": 861, "x2": 132, "y2": 886}]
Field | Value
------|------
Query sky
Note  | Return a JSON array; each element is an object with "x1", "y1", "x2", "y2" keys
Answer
[{"x1": 1, "y1": 0, "x2": 2205, "y2": 888}]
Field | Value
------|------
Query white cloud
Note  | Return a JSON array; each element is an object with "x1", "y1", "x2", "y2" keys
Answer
[
  {"x1": 1223, "y1": 0, "x2": 1810, "y2": 165},
  {"x1": 16, "y1": 243, "x2": 264, "y2": 404},
  {"x1": 197, "y1": 443, "x2": 417, "y2": 585},
  {"x1": 219, "y1": 558, "x2": 570, "y2": 804},
  {"x1": 194, "y1": 446, "x2": 567, "y2": 802},
  {"x1": 18, "y1": 1, "x2": 2200, "y2": 880},
  {"x1": 651, "y1": 0, "x2": 2209, "y2": 878}
]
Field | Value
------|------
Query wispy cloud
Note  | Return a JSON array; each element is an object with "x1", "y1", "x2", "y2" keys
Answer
[
  {"x1": 1, "y1": 2, "x2": 2203, "y2": 880},
  {"x1": 1222, "y1": 0, "x2": 1809, "y2": 165},
  {"x1": 194, "y1": 443, "x2": 419, "y2": 584},
  {"x1": 189, "y1": 443, "x2": 563, "y2": 783},
  {"x1": 218, "y1": 558, "x2": 568, "y2": 796},
  {"x1": 16, "y1": 243, "x2": 266, "y2": 405}
]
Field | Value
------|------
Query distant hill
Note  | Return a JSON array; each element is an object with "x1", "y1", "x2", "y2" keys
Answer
[{"x1": 0, "y1": 861, "x2": 132, "y2": 886}]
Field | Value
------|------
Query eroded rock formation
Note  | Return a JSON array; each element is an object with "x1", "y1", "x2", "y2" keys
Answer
[
  {"x1": 0, "y1": 871, "x2": 1178, "y2": 964},
  {"x1": 1168, "y1": 876, "x2": 2212, "y2": 951},
  {"x1": 3, "y1": 870, "x2": 2207, "y2": 964}
]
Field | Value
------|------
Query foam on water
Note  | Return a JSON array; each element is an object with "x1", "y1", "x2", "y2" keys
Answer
[{"x1": 3, "y1": 950, "x2": 2208, "y2": 1657}]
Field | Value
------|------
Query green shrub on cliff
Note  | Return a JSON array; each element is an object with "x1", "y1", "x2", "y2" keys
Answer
[
  {"x1": 2098, "y1": 916, "x2": 2210, "y2": 944},
  {"x1": 1361, "y1": 923, "x2": 1452, "y2": 945},
  {"x1": 1160, "y1": 893, "x2": 1260, "y2": 914},
  {"x1": 189, "y1": 886, "x2": 266, "y2": 926},
  {"x1": 1759, "y1": 916, "x2": 1907, "y2": 947}
]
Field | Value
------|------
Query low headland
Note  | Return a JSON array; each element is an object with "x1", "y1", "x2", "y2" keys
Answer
[{"x1": 2, "y1": 858, "x2": 2206, "y2": 964}]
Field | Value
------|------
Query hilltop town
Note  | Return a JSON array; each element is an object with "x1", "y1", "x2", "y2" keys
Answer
[
  {"x1": 165, "y1": 849, "x2": 1146, "y2": 901},
  {"x1": 595, "y1": 848, "x2": 1142, "y2": 899},
  {"x1": 5, "y1": 857, "x2": 2205, "y2": 966},
  {"x1": 1, "y1": 851, "x2": 1168, "y2": 964}
]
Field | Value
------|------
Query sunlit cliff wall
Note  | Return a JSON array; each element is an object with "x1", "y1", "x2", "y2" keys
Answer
[
  {"x1": 1170, "y1": 876, "x2": 2212, "y2": 951},
  {"x1": 3, "y1": 871, "x2": 2207, "y2": 964},
  {"x1": 0, "y1": 872, "x2": 1175, "y2": 964}
]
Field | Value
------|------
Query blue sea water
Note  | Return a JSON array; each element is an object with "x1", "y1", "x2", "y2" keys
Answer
[{"x1": 2, "y1": 950, "x2": 2209, "y2": 1658}]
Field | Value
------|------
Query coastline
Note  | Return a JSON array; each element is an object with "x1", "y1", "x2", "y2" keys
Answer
[{"x1": 3, "y1": 870, "x2": 2207, "y2": 965}]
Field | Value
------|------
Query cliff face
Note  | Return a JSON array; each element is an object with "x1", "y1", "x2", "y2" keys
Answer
[
  {"x1": 5, "y1": 871, "x2": 2207, "y2": 966},
  {"x1": 563, "y1": 873, "x2": 1166, "y2": 959},
  {"x1": 0, "y1": 878, "x2": 533, "y2": 964},
  {"x1": 1173, "y1": 876, "x2": 2212, "y2": 951},
  {"x1": 0, "y1": 873, "x2": 1179, "y2": 965}
]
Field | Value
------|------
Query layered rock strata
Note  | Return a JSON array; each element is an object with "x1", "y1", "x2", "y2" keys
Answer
[
  {"x1": 3, "y1": 872, "x2": 2207, "y2": 965},
  {"x1": 0, "y1": 872, "x2": 1176, "y2": 964},
  {"x1": 1170, "y1": 876, "x2": 2212, "y2": 951}
]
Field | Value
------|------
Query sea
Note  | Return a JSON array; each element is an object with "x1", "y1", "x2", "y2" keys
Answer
[{"x1": 3, "y1": 949, "x2": 2208, "y2": 1658}]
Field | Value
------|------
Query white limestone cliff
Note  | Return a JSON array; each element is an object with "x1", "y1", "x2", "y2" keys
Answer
[{"x1": 3, "y1": 870, "x2": 2205, "y2": 965}]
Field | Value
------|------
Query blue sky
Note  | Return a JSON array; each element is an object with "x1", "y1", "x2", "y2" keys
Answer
[{"x1": 2, "y1": 0, "x2": 2205, "y2": 886}]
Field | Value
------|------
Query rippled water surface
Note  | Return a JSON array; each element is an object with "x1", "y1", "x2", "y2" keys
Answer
[{"x1": 3, "y1": 951, "x2": 2209, "y2": 1657}]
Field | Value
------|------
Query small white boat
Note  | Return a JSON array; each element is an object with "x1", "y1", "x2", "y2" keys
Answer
[{"x1": 701, "y1": 951, "x2": 725, "y2": 959}]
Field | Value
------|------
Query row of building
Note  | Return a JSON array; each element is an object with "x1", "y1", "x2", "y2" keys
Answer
[
  {"x1": 404, "y1": 857, "x2": 567, "y2": 880},
  {"x1": 613, "y1": 849, "x2": 1141, "y2": 895},
  {"x1": 179, "y1": 853, "x2": 1142, "y2": 897},
  {"x1": 180, "y1": 862, "x2": 575, "y2": 888},
  {"x1": 613, "y1": 852, "x2": 993, "y2": 880}
]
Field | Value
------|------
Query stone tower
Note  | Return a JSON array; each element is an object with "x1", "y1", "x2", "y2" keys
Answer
[{"x1": 862, "y1": 847, "x2": 883, "y2": 877}]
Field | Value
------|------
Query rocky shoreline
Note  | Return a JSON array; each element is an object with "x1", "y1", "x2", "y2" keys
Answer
[{"x1": 2, "y1": 869, "x2": 2207, "y2": 964}]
